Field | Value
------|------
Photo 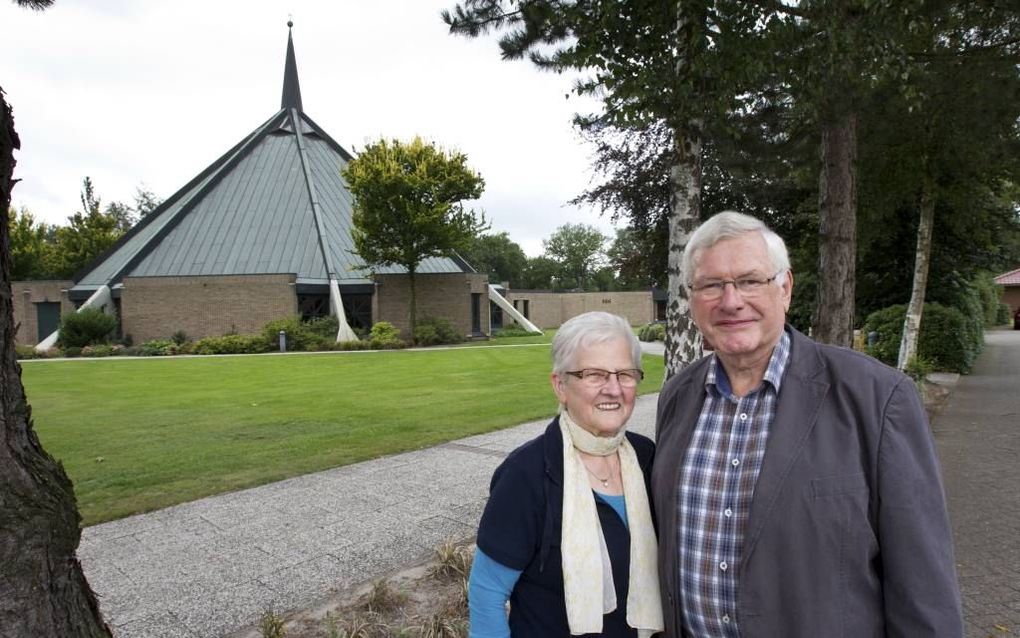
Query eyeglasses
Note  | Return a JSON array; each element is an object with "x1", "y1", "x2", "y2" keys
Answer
[
  {"x1": 688, "y1": 271, "x2": 783, "y2": 301},
  {"x1": 564, "y1": 368, "x2": 644, "y2": 388}
]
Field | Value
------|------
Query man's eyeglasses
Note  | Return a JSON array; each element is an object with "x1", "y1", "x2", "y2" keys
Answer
[
  {"x1": 688, "y1": 271, "x2": 783, "y2": 301},
  {"x1": 564, "y1": 368, "x2": 644, "y2": 388}
]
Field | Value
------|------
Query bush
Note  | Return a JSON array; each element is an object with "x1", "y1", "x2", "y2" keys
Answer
[
  {"x1": 369, "y1": 321, "x2": 405, "y2": 349},
  {"x1": 304, "y1": 315, "x2": 339, "y2": 339},
  {"x1": 261, "y1": 316, "x2": 343, "y2": 352},
  {"x1": 192, "y1": 334, "x2": 270, "y2": 355},
  {"x1": 864, "y1": 303, "x2": 980, "y2": 373},
  {"x1": 140, "y1": 339, "x2": 180, "y2": 356},
  {"x1": 16, "y1": 345, "x2": 39, "y2": 360},
  {"x1": 82, "y1": 344, "x2": 118, "y2": 357},
  {"x1": 329, "y1": 339, "x2": 372, "y2": 351},
  {"x1": 413, "y1": 317, "x2": 464, "y2": 346},
  {"x1": 903, "y1": 356, "x2": 934, "y2": 383},
  {"x1": 637, "y1": 323, "x2": 665, "y2": 342},
  {"x1": 58, "y1": 308, "x2": 118, "y2": 348},
  {"x1": 973, "y1": 272, "x2": 1002, "y2": 327},
  {"x1": 171, "y1": 330, "x2": 189, "y2": 346},
  {"x1": 62, "y1": 346, "x2": 82, "y2": 358},
  {"x1": 996, "y1": 302, "x2": 1012, "y2": 326},
  {"x1": 491, "y1": 325, "x2": 535, "y2": 338}
]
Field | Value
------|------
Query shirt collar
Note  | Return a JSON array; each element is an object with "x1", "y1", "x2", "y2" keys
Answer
[{"x1": 705, "y1": 328, "x2": 792, "y2": 396}]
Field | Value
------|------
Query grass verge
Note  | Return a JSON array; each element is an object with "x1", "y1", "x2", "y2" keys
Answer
[{"x1": 22, "y1": 341, "x2": 663, "y2": 525}]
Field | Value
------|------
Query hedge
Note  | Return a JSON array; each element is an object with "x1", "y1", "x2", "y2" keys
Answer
[{"x1": 863, "y1": 303, "x2": 981, "y2": 374}]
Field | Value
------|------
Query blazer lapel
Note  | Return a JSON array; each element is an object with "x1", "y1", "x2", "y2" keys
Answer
[{"x1": 741, "y1": 329, "x2": 829, "y2": 565}]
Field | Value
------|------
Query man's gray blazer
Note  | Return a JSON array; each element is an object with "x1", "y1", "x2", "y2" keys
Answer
[{"x1": 651, "y1": 327, "x2": 963, "y2": 637}]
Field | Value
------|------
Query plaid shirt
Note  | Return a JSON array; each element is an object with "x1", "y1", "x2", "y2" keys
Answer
[{"x1": 677, "y1": 330, "x2": 791, "y2": 637}]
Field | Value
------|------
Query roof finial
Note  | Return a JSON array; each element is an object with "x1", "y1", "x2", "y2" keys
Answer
[
  {"x1": 287, "y1": 14, "x2": 293, "y2": 29},
  {"x1": 281, "y1": 17, "x2": 303, "y2": 111}
]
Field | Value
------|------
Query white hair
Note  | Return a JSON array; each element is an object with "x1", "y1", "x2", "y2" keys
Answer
[
  {"x1": 681, "y1": 210, "x2": 791, "y2": 287},
  {"x1": 551, "y1": 311, "x2": 642, "y2": 376}
]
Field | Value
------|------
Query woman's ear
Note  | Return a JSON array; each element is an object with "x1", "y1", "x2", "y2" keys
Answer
[{"x1": 551, "y1": 372, "x2": 567, "y2": 405}]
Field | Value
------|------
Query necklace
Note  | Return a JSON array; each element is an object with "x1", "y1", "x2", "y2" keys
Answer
[{"x1": 583, "y1": 458, "x2": 612, "y2": 488}]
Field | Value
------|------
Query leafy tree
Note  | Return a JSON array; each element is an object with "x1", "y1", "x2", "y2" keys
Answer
[
  {"x1": 132, "y1": 184, "x2": 162, "y2": 218},
  {"x1": 8, "y1": 206, "x2": 56, "y2": 280},
  {"x1": 342, "y1": 137, "x2": 487, "y2": 336},
  {"x1": 459, "y1": 231, "x2": 527, "y2": 286},
  {"x1": 519, "y1": 255, "x2": 561, "y2": 290},
  {"x1": 1, "y1": 1, "x2": 111, "y2": 634},
  {"x1": 542, "y1": 223, "x2": 606, "y2": 291},
  {"x1": 48, "y1": 177, "x2": 126, "y2": 278},
  {"x1": 606, "y1": 227, "x2": 662, "y2": 291}
]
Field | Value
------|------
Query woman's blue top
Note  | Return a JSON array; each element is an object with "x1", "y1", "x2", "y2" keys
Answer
[
  {"x1": 469, "y1": 493, "x2": 629, "y2": 637},
  {"x1": 467, "y1": 419, "x2": 655, "y2": 638}
]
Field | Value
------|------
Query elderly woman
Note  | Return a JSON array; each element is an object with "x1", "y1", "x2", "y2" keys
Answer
[{"x1": 468, "y1": 311, "x2": 663, "y2": 637}]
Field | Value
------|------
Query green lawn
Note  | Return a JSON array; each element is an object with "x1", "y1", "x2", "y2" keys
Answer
[{"x1": 22, "y1": 340, "x2": 664, "y2": 526}]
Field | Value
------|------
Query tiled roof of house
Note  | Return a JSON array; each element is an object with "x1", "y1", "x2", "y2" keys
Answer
[
  {"x1": 71, "y1": 24, "x2": 468, "y2": 294},
  {"x1": 994, "y1": 267, "x2": 1020, "y2": 286}
]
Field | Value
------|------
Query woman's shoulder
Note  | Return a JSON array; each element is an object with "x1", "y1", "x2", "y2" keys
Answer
[{"x1": 492, "y1": 420, "x2": 560, "y2": 485}]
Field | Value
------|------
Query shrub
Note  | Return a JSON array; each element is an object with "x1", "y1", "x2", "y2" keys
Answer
[
  {"x1": 57, "y1": 308, "x2": 118, "y2": 348},
  {"x1": 903, "y1": 356, "x2": 934, "y2": 383},
  {"x1": 140, "y1": 339, "x2": 179, "y2": 356},
  {"x1": 491, "y1": 325, "x2": 534, "y2": 338},
  {"x1": 261, "y1": 316, "x2": 342, "y2": 352},
  {"x1": 192, "y1": 334, "x2": 270, "y2": 355},
  {"x1": 15, "y1": 344, "x2": 39, "y2": 360},
  {"x1": 637, "y1": 322, "x2": 665, "y2": 342},
  {"x1": 864, "y1": 303, "x2": 979, "y2": 373},
  {"x1": 62, "y1": 346, "x2": 82, "y2": 358},
  {"x1": 82, "y1": 344, "x2": 118, "y2": 357},
  {"x1": 305, "y1": 315, "x2": 340, "y2": 339},
  {"x1": 171, "y1": 330, "x2": 189, "y2": 346},
  {"x1": 413, "y1": 317, "x2": 464, "y2": 346},
  {"x1": 329, "y1": 339, "x2": 372, "y2": 351},
  {"x1": 369, "y1": 321, "x2": 405, "y2": 349},
  {"x1": 996, "y1": 302, "x2": 1012, "y2": 326}
]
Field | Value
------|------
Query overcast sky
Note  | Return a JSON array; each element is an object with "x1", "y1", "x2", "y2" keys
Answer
[{"x1": 1, "y1": 0, "x2": 621, "y2": 257}]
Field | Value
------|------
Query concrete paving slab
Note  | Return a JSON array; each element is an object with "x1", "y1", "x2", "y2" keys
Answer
[{"x1": 80, "y1": 393, "x2": 660, "y2": 636}]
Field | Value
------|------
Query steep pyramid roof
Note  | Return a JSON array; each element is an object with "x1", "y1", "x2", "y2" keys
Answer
[{"x1": 71, "y1": 23, "x2": 469, "y2": 296}]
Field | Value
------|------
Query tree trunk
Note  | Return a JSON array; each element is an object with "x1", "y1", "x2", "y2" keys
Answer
[
  {"x1": 664, "y1": 123, "x2": 704, "y2": 379},
  {"x1": 813, "y1": 110, "x2": 858, "y2": 347},
  {"x1": 897, "y1": 169, "x2": 935, "y2": 370},
  {"x1": 408, "y1": 266, "x2": 417, "y2": 342},
  {"x1": 0, "y1": 86, "x2": 111, "y2": 638}
]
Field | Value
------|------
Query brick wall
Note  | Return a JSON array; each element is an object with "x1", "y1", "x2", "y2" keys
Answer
[
  {"x1": 10, "y1": 280, "x2": 74, "y2": 346},
  {"x1": 121, "y1": 274, "x2": 298, "y2": 343},
  {"x1": 374, "y1": 272, "x2": 489, "y2": 338},
  {"x1": 503, "y1": 290, "x2": 654, "y2": 329}
]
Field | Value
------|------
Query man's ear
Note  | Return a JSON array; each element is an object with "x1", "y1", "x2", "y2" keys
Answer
[{"x1": 782, "y1": 270, "x2": 794, "y2": 311}]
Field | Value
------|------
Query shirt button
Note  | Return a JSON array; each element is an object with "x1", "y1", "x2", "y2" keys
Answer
[
  {"x1": 720, "y1": 561, "x2": 728, "y2": 571},
  {"x1": 722, "y1": 614, "x2": 731, "y2": 624},
  {"x1": 731, "y1": 458, "x2": 740, "y2": 467},
  {"x1": 739, "y1": 413, "x2": 747, "y2": 421},
  {"x1": 724, "y1": 508, "x2": 733, "y2": 517}
]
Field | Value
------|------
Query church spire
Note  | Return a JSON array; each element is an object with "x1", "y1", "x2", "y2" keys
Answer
[{"x1": 281, "y1": 20, "x2": 303, "y2": 111}]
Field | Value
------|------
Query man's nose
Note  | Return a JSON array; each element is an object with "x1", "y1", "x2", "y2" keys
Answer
[{"x1": 718, "y1": 281, "x2": 744, "y2": 307}]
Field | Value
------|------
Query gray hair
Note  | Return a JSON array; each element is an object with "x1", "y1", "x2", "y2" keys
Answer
[
  {"x1": 551, "y1": 311, "x2": 642, "y2": 376},
  {"x1": 681, "y1": 211, "x2": 791, "y2": 287}
]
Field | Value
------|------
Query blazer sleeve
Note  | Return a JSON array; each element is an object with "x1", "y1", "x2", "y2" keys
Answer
[{"x1": 877, "y1": 378, "x2": 964, "y2": 635}]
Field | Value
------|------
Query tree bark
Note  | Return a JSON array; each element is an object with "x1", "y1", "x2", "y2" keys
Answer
[
  {"x1": 664, "y1": 123, "x2": 704, "y2": 379},
  {"x1": 813, "y1": 110, "x2": 858, "y2": 347},
  {"x1": 897, "y1": 169, "x2": 935, "y2": 370},
  {"x1": 0, "y1": 86, "x2": 111, "y2": 638}
]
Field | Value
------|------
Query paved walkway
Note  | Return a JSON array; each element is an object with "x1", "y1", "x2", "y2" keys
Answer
[
  {"x1": 78, "y1": 333, "x2": 1020, "y2": 637},
  {"x1": 933, "y1": 329, "x2": 1020, "y2": 638}
]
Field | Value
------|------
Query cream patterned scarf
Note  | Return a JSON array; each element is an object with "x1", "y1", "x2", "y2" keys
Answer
[{"x1": 559, "y1": 412, "x2": 664, "y2": 637}]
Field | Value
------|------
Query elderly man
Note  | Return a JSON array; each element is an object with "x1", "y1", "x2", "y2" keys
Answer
[{"x1": 651, "y1": 211, "x2": 963, "y2": 637}]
